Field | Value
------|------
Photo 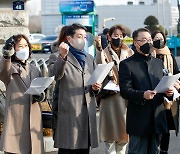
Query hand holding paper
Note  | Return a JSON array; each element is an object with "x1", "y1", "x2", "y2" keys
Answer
[
  {"x1": 25, "y1": 76, "x2": 55, "y2": 95},
  {"x1": 92, "y1": 82, "x2": 102, "y2": 91}
]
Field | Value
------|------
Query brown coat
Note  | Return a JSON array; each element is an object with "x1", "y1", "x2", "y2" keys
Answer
[
  {"x1": 0, "y1": 58, "x2": 44, "y2": 154},
  {"x1": 96, "y1": 44, "x2": 133, "y2": 143},
  {"x1": 53, "y1": 52, "x2": 98, "y2": 149}
]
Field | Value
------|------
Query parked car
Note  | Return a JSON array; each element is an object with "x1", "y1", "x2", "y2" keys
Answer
[
  {"x1": 31, "y1": 35, "x2": 58, "y2": 53},
  {"x1": 29, "y1": 33, "x2": 45, "y2": 43}
]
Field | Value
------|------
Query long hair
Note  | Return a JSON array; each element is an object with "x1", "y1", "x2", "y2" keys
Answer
[{"x1": 57, "y1": 25, "x2": 69, "y2": 45}]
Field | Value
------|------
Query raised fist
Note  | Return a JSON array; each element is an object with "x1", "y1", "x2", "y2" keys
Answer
[
  {"x1": 94, "y1": 35, "x2": 102, "y2": 48},
  {"x1": 2, "y1": 36, "x2": 15, "y2": 58},
  {"x1": 59, "y1": 42, "x2": 69, "y2": 59}
]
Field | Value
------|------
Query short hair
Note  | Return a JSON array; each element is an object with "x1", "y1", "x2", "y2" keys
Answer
[
  {"x1": 103, "y1": 28, "x2": 109, "y2": 35},
  {"x1": 108, "y1": 25, "x2": 126, "y2": 38},
  {"x1": 11, "y1": 34, "x2": 32, "y2": 61},
  {"x1": 65, "y1": 23, "x2": 87, "y2": 37},
  {"x1": 132, "y1": 28, "x2": 150, "y2": 40},
  {"x1": 151, "y1": 30, "x2": 166, "y2": 44}
]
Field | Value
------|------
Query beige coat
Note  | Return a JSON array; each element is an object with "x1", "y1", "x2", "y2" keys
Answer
[
  {"x1": 53, "y1": 52, "x2": 98, "y2": 149},
  {"x1": 0, "y1": 58, "x2": 44, "y2": 154},
  {"x1": 96, "y1": 44, "x2": 133, "y2": 143}
]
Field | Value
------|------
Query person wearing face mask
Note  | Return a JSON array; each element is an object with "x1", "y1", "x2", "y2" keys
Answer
[
  {"x1": 152, "y1": 31, "x2": 179, "y2": 154},
  {"x1": 0, "y1": 34, "x2": 45, "y2": 154},
  {"x1": 95, "y1": 25, "x2": 133, "y2": 154},
  {"x1": 119, "y1": 28, "x2": 174, "y2": 154},
  {"x1": 53, "y1": 23, "x2": 102, "y2": 154}
]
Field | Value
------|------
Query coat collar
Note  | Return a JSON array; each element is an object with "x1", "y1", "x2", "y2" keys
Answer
[
  {"x1": 134, "y1": 52, "x2": 152, "y2": 61},
  {"x1": 12, "y1": 62, "x2": 31, "y2": 88}
]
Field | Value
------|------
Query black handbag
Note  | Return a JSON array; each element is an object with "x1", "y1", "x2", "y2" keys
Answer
[
  {"x1": 96, "y1": 89, "x2": 117, "y2": 107},
  {"x1": 42, "y1": 101, "x2": 54, "y2": 129}
]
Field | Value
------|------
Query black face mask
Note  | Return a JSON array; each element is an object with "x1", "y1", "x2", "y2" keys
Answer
[
  {"x1": 153, "y1": 40, "x2": 165, "y2": 49},
  {"x1": 111, "y1": 38, "x2": 122, "y2": 48},
  {"x1": 140, "y1": 43, "x2": 153, "y2": 54}
]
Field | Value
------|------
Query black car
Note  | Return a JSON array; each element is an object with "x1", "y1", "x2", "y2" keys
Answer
[{"x1": 31, "y1": 35, "x2": 57, "y2": 53}]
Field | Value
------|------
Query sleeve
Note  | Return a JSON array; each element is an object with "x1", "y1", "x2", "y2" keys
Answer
[
  {"x1": 53, "y1": 54, "x2": 67, "y2": 81},
  {"x1": 95, "y1": 48, "x2": 107, "y2": 64},
  {"x1": 119, "y1": 61, "x2": 145, "y2": 105},
  {"x1": 89, "y1": 58, "x2": 100, "y2": 95},
  {"x1": 171, "y1": 54, "x2": 179, "y2": 75},
  {"x1": 0, "y1": 57, "x2": 12, "y2": 86}
]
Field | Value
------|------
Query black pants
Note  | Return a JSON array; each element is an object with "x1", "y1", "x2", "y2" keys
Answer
[
  {"x1": 160, "y1": 133, "x2": 170, "y2": 154},
  {"x1": 128, "y1": 135, "x2": 160, "y2": 154},
  {"x1": 58, "y1": 148, "x2": 90, "y2": 154},
  {"x1": 160, "y1": 110, "x2": 175, "y2": 154}
]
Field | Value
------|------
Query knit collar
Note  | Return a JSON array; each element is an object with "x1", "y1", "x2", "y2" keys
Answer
[{"x1": 135, "y1": 51, "x2": 152, "y2": 61}]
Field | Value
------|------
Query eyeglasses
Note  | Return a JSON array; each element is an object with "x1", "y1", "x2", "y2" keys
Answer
[{"x1": 136, "y1": 39, "x2": 152, "y2": 44}]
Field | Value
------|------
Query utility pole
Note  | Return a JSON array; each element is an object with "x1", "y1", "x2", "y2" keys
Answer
[{"x1": 177, "y1": 0, "x2": 180, "y2": 33}]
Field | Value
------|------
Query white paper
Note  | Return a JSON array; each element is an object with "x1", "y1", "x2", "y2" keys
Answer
[
  {"x1": 86, "y1": 62, "x2": 114, "y2": 85},
  {"x1": 154, "y1": 73, "x2": 180, "y2": 93},
  {"x1": 103, "y1": 80, "x2": 120, "y2": 91},
  {"x1": 25, "y1": 76, "x2": 55, "y2": 95}
]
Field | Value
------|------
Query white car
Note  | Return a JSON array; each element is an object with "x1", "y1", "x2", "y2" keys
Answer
[{"x1": 29, "y1": 33, "x2": 45, "y2": 43}]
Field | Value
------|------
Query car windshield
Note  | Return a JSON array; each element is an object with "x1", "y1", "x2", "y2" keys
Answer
[{"x1": 40, "y1": 36, "x2": 57, "y2": 41}]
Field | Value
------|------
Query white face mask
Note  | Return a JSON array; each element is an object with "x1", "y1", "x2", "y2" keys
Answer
[
  {"x1": 16, "y1": 48, "x2": 29, "y2": 61},
  {"x1": 72, "y1": 38, "x2": 85, "y2": 50}
]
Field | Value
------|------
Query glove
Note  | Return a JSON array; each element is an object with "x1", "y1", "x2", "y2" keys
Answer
[
  {"x1": 32, "y1": 92, "x2": 45, "y2": 103},
  {"x1": 2, "y1": 36, "x2": 15, "y2": 58}
]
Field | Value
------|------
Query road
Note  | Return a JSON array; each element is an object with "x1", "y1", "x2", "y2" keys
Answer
[{"x1": 32, "y1": 53, "x2": 180, "y2": 154}]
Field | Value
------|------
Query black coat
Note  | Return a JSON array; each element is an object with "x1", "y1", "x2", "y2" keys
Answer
[{"x1": 119, "y1": 52, "x2": 168, "y2": 136}]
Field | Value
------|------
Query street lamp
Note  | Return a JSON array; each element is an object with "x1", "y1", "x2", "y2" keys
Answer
[{"x1": 103, "y1": 17, "x2": 115, "y2": 29}]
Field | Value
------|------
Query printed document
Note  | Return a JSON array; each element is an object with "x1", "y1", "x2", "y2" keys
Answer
[
  {"x1": 25, "y1": 76, "x2": 55, "y2": 95},
  {"x1": 86, "y1": 62, "x2": 114, "y2": 85},
  {"x1": 154, "y1": 73, "x2": 180, "y2": 93}
]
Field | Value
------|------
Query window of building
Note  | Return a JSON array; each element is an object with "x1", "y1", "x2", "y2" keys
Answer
[
  {"x1": 127, "y1": 1, "x2": 133, "y2": 5},
  {"x1": 153, "y1": 0, "x2": 157, "y2": 3},
  {"x1": 139, "y1": 1, "x2": 145, "y2": 5}
]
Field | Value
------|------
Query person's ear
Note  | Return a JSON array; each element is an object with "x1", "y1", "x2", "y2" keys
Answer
[
  {"x1": 66, "y1": 36, "x2": 71, "y2": 41},
  {"x1": 133, "y1": 41, "x2": 139, "y2": 48}
]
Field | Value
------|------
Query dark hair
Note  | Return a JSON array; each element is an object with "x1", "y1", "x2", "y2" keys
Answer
[
  {"x1": 151, "y1": 30, "x2": 166, "y2": 44},
  {"x1": 11, "y1": 34, "x2": 32, "y2": 61},
  {"x1": 103, "y1": 28, "x2": 109, "y2": 35},
  {"x1": 65, "y1": 23, "x2": 87, "y2": 37},
  {"x1": 108, "y1": 25, "x2": 126, "y2": 38},
  {"x1": 57, "y1": 25, "x2": 69, "y2": 45},
  {"x1": 132, "y1": 28, "x2": 150, "y2": 40}
]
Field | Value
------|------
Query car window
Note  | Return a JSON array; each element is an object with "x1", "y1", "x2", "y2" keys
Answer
[{"x1": 34, "y1": 35, "x2": 44, "y2": 40}]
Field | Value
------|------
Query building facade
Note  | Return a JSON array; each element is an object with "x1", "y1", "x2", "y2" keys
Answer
[{"x1": 41, "y1": 0, "x2": 178, "y2": 36}]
